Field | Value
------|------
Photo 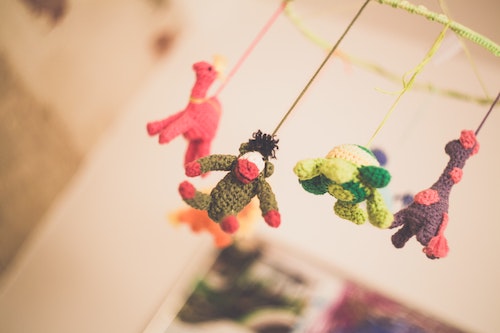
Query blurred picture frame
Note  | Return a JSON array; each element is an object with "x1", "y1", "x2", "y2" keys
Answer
[{"x1": 144, "y1": 236, "x2": 467, "y2": 333}]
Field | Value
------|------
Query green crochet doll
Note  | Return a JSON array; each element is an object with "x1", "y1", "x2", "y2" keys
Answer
[
  {"x1": 179, "y1": 131, "x2": 280, "y2": 234},
  {"x1": 293, "y1": 144, "x2": 393, "y2": 228}
]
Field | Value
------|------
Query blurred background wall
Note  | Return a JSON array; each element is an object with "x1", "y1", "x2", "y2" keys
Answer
[
  {"x1": 0, "y1": 0, "x2": 498, "y2": 332},
  {"x1": 0, "y1": 0, "x2": 179, "y2": 272}
]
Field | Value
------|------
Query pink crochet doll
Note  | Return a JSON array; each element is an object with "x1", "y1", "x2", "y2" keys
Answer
[{"x1": 147, "y1": 60, "x2": 222, "y2": 165}]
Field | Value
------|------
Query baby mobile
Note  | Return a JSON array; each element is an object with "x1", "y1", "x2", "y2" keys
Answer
[{"x1": 146, "y1": 0, "x2": 499, "y2": 259}]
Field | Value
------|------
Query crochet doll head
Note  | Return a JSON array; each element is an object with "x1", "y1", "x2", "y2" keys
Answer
[{"x1": 237, "y1": 130, "x2": 279, "y2": 179}]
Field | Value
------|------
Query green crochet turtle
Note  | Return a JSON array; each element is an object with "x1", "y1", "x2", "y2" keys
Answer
[
  {"x1": 293, "y1": 144, "x2": 393, "y2": 228},
  {"x1": 179, "y1": 130, "x2": 280, "y2": 234}
]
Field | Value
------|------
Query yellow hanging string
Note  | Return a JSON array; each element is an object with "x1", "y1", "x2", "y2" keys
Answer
[
  {"x1": 366, "y1": 22, "x2": 451, "y2": 147},
  {"x1": 283, "y1": 3, "x2": 493, "y2": 105},
  {"x1": 437, "y1": 0, "x2": 491, "y2": 100}
]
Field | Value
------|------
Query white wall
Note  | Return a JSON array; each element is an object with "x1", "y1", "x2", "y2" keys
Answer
[
  {"x1": 0, "y1": 0, "x2": 499, "y2": 332},
  {"x1": 0, "y1": 0, "x2": 179, "y2": 153},
  {"x1": 0, "y1": 0, "x2": 180, "y2": 283}
]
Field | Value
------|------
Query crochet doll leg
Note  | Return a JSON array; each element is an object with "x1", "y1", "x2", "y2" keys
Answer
[
  {"x1": 422, "y1": 212, "x2": 449, "y2": 259},
  {"x1": 391, "y1": 207, "x2": 428, "y2": 248},
  {"x1": 220, "y1": 215, "x2": 239, "y2": 234},
  {"x1": 184, "y1": 141, "x2": 199, "y2": 166},
  {"x1": 185, "y1": 139, "x2": 211, "y2": 165},
  {"x1": 415, "y1": 211, "x2": 444, "y2": 247},
  {"x1": 179, "y1": 181, "x2": 211, "y2": 210},
  {"x1": 299, "y1": 175, "x2": 330, "y2": 195},
  {"x1": 391, "y1": 222, "x2": 417, "y2": 248},
  {"x1": 366, "y1": 190, "x2": 393, "y2": 228},
  {"x1": 158, "y1": 114, "x2": 194, "y2": 144},
  {"x1": 334, "y1": 201, "x2": 367, "y2": 224},
  {"x1": 147, "y1": 112, "x2": 183, "y2": 136},
  {"x1": 389, "y1": 206, "x2": 410, "y2": 228}
]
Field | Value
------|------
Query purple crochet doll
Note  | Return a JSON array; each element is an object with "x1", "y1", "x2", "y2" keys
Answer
[{"x1": 390, "y1": 130, "x2": 479, "y2": 259}]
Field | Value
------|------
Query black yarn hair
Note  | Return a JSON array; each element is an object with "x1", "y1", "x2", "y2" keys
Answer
[{"x1": 246, "y1": 130, "x2": 279, "y2": 159}]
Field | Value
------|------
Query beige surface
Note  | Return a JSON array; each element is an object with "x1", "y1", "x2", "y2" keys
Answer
[
  {"x1": 0, "y1": 57, "x2": 80, "y2": 272},
  {"x1": 0, "y1": 0, "x2": 178, "y2": 275}
]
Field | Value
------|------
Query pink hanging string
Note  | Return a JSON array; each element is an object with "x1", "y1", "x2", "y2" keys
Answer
[{"x1": 213, "y1": 1, "x2": 287, "y2": 97}]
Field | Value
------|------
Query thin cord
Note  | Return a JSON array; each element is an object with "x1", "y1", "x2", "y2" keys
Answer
[
  {"x1": 283, "y1": 2, "x2": 493, "y2": 106},
  {"x1": 475, "y1": 92, "x2": 499, "y2": 135},
  {"x1": 213, "y1": 1, "x2": 288, "y2": 97},
  {"x1": 437, "y1": 0, "x2": 491, "y2": 100},
  {"x1": 272, "y1": 0, "x2": 371, "y2": 136},
  {"x1": 366, "y1": 22, "x2": 450, "y2": 147}
]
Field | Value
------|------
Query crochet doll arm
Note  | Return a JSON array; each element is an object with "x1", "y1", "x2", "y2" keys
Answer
[
  {"x1": 153, "y1": 112, "x2": 196, "y2": 144},
  {"x1": 293, "y1": 158, "x2": 324, "y2": 180},
  {"x1": 366, "y1": 189, "x2": 394, "y2": 228},
  {"x1": 358, "y1": 165, "x2": 391, "y2": 188},
  {"x1": 146, "y1": 111, "x2": 185, "y2": 136},
  {"x1": 256, "y1": 179, "x2": 281, "y2": 228},
  {"x1": 185, "y1": 154, "x2": 236, "y2": 177},
  {"x1": 299, "y1": 174, "x2": 331, "y2": 195}
]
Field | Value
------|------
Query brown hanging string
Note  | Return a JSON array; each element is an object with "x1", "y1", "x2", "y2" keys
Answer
[
  {"x1": 271, "y1": 0, "x2": 371, "y2": 136},
  {"x1": 475, "y1": 91, "x2": 499, "y2": 135}
]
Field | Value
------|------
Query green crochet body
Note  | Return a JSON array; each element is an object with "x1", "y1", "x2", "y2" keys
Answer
[{"x1": 294, "y1": 144, "x2": 393, "y2": 228}]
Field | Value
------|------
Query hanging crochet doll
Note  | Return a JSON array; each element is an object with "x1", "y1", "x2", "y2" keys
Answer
[
  {"x1": 293, "y1": 144, "x2": 393, "y2": 228},
  {"x1": 179, "y1": 130, "x2": 281, "y2": 234},
  {"x1": 146, "y1": 59, "x2": 223, "y2": 165},
  {"x1": 390, "y1": 130, "x2": 479, "y2": 259}
]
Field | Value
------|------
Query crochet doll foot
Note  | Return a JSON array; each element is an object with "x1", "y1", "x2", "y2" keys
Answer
[
  {"x1": 220, "y1": 216, "x2": 239, "y2": 234},
  {"x1": 423, "y1": 236, "x2": 449, "y2": 259},
  {"x1": 264, "y1": 210, "x2": 281, "y2": 228},
  {"x1": 146, "y1": 122, "x2": 162, "y2": 136},
  {"x1": 334, "y1": 201, "x2": 367, "y2": 225},
  {"x1": 179, "y1": 181, "x2": 196, "y2": 200},
  {"x1": 391, "y1": 230, "x2": 411, "y2": 249},
  {"x1": 185, "y1": 161, "x2": 202, "y2": 177}
]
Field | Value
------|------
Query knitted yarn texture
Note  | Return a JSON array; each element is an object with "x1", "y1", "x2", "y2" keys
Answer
[
  {"x1": 294, "y1": 144, "x2": 393, "y2": 228},
  {"x1": 179, "y1": 131, "x2": 280, "y2": 234},
  {"x1": 146, "y1": 61, "x2": 222, "y2": 165},
  {"x1": 390, "y1": 130, "x2": 479, "y2": 259}
]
